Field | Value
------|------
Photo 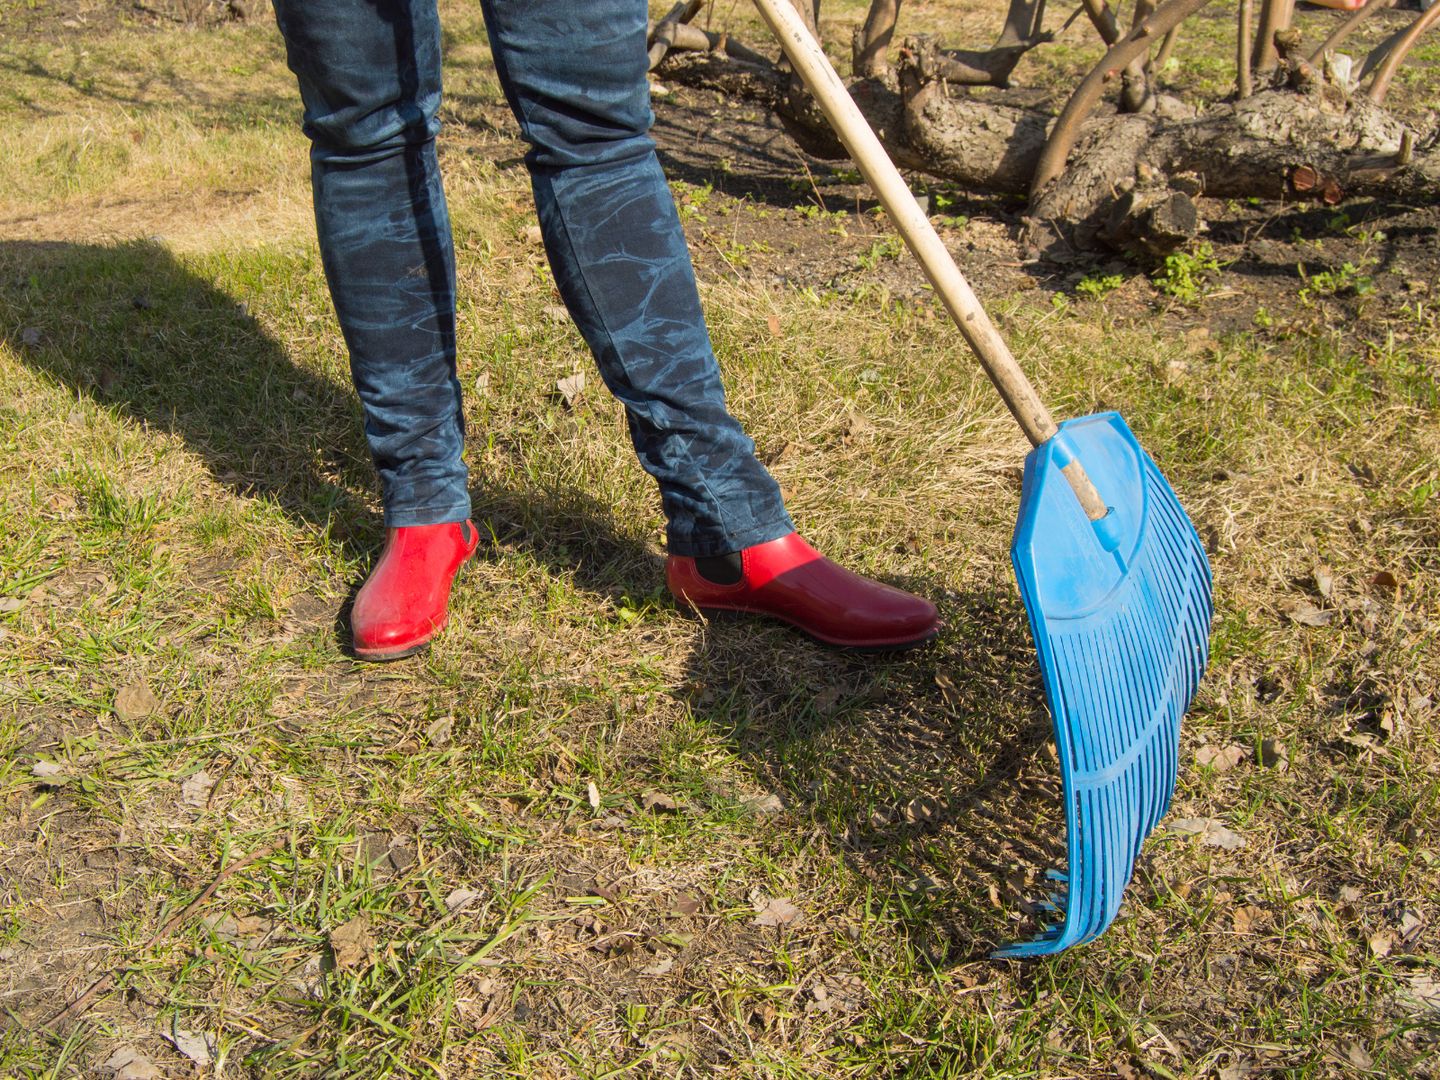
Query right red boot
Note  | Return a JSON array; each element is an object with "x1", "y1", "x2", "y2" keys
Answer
[{"x1": 350, "y1": 520, "x2": 479, "y2": 661}]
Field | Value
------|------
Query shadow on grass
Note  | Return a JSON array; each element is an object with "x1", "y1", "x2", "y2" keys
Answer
[{"x1": 0, "y1": 237, "x2": 1061, "y2": 961}]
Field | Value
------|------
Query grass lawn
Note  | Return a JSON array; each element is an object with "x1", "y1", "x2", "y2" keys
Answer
[{"x1": 1, "y1": 1, "x2": 1437, "y2": 1076}]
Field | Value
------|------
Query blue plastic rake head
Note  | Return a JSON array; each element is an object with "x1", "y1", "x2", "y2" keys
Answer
[
  {"x1": 999, "y1": 412, "x2": 1214, "y2": 957},
  {"x1": 746, "y1": 0, "x2": 1215, "y2": 958}
]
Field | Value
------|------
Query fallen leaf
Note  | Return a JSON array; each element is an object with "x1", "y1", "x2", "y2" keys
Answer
[
  {"x1": 1368, "y1": 930, "x2": 1395, "y2": 957},
  {"x1": 841, "y1": 409, "x2": 874, "y2": 441},
  {"x1": 425, "y1": 715, "x2": 454, "y2": 746},
  {"x1": 742, "y1": 793, "x2": 784, "y2": 815},
  {"x1": 162, "y1": 1024, "x2": 215, "y2": 1067},
  {"x1": 589, "y1": 881, "x2": 620, "y2": 902},
  {"x1": 1338, "y1": 885, "x2": 1362, "y2": 904},
  {"x1": 667, "y1": 892, "x2": 702, "y2": 916},
  {"x1": 1232, "y1": 904, "x2": 1263, "y2": 934},
  {"x1": 902, "y1": 796, "x2": 942, "y2": 824},
  {"x1": 1345, "y1": 1042, "x2": 1373, "y2": 1070},
  {"x1": 31, "y1": 760, "x2": 70, "y2": 788},
  {"x1": 556, "y1": 372, "x2": 585, "y2": 407},
  {"x1": 1313, "y1": 564, "x2": 1335, "y2": 598},
  {"x1": 20, "y1": 326, "x2": 41, "y2": 347},
  {"x1": 328, "y1": 914, "x2": 373, "y2": 971},
  {"x1": 811, "y1": 685, "x2": 843, "y2": 714},
  {"x1": 1396, "y1": 905, "x2": 1424, "y2": 945},
  {"x1": 1168, "y1": 817, "x2": 1246, "y2": 850},
  {"x1": 181, "y1": 769, "x2": 215, "y2": 807},
  {"x1": 522, "y1": 223, "x2": 543, "y2": 244},
  {"x1": 103, "y1": 1047, "x2": 162, "y2": 1080},
  {"x1": 1196, "y1": 743, "x2": 1246, "y2": 771},
  {"x1": 752, "y1": 896, "x2": 804, "y2": 928},
  {"x1": 640, "y1": 790, "x2": 681, "y2": 812},
  {"x1": 1404, "y1": 973, "x2": 1440, "y2": 1012},
  {"x1": 643, "y1": 956, "x2": 675, "y2": 975},
  {"x1": 586, "y1": 780, "x2": 601, "y2": 810},
  {"x1": 114, "y1": 682, "x2": 161, "y2": 722},
  {"x1": 1281, "y1": 599, "x2": 1333, "y2": 627},
  {"x1": 445, "y1": 888, "x2": 481, "y2": 913},
  {"x1": 474, "y1": 372, "x2": 491, "y2": 395},
  {"x1": 806, "y1": 974, "x2": 865, "y2": 1015},
  {"x1": 230, "y1": 914, "x2": 272, "y2": 940},
  {"x1": 934, "y1": 669, "x2": 962, "y2": 708},
  {"x1": 766, "y1": 314, "x2": 781, "y2": 336},
  {"x1": 0, "y1": 595, "x2": 25, "y2": 613},
  {"x1": 1347, "y1": 460, "x2": 1378, "y2": 486},
  {"x1": 541, "y1": 303, "x2": 570, "y2": 323},
  {"x1": 1370, "y1": 570, "x2": 1399, "y2": 591}
]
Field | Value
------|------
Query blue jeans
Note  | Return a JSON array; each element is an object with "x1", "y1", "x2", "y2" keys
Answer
[{"x1": 271, "y1": 0, "x2": 793, "y2": 557}]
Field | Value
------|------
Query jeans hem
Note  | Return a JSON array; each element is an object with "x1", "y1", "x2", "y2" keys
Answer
[
  {"x1": 667, "y1": 512, "x2": 795, "y2": 559},
  {"x1": 383, "y1": 500, "x2": 474, "y2": 529}
]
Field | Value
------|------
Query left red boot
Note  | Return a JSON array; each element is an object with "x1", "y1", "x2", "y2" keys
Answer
[
  {"x1": 350, "y1": 520, "x2": 479, "y2": 661},
  {"x1": 667, "y1": 532, "x2": 939, "y2": 649}
]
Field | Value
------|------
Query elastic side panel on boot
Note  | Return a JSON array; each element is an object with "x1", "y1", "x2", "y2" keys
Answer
[{"x1": 1000, "y1": 412, "x2": 1213, "y2": 957}]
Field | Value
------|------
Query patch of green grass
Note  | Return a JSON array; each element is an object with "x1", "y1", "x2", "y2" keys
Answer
[
  {"x1": 1075, "y1": 271, "x2": 1125, "y2": 300},
  {"x1": 1152, "y1": 241, "x2": 1223, "y2": 304}
]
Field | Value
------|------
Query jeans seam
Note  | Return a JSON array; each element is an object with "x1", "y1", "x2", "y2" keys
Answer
[{"x1": 541, "y1": 170, "x2": 744, "y2": 550}]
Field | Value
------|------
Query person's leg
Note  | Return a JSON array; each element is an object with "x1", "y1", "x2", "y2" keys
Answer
[
  {"x1": 272, "y1": 0, "x2": 470, "y2": 528},
  {"x1": 478, "y1": 0, "x2": 792, "y2": 558},
  {"x1": 273, "y1": 0, "x2": 477, "y2": 660},
  {"x1": 479, "y1": 1, "x2": 937, "y2": 648}
]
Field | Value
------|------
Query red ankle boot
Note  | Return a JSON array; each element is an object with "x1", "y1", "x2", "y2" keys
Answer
[
  {"x1": 667, "y1": 532, "x2": 939, "y2": 649},
  {"x1": 350, "y1": 520, "x2": 479, "y2": 661}
]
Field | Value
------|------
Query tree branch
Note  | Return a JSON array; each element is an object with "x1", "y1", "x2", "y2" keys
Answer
[
  {"x1": 1309, "y1": 0, "x2": 1396, "y2": 64},
  {"x1": 1031, "y1": 0, "x2": 1215, "y2": 199},
  {"x1": 1366, "y1": 2, "x2": 1440, "y2": 104},
  {"x1": 854, "y1": 0, "x2": 902, "y2": 77},
  {"x1": 1237, "y1": 0, "x2": 1255, "y2": 97},
  {"x1": 1151, "y1": 22, "x2": 1181, "y2": 74},
  {"x1": 650, "y1": 20, "x2": 774, "y2": 66},
  {"x1": 648, "y1": 0, "x2": 705, "y2": 71},
  {"x1": 1253, "y1": 0, "x2": 1295, "y2": 75},
  {"x1": 1081, "y1": 0, "x2": 1122, "y2": 45},
  {"x1": 1121, "y1": 0, "x2": 1157, "y2": 113},
  {"x1": 907, "y1": 0, "x2": 1052, "y2": 89}
]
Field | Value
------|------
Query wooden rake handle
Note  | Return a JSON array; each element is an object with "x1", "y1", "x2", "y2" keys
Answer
[{"x1": 749, "y1": 0, "x2": 1109, "y2": 523}]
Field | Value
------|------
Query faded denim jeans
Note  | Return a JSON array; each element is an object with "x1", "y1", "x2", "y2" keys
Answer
[{"x1": 271, "y1": 0, "x2": 793, "y2": 557}]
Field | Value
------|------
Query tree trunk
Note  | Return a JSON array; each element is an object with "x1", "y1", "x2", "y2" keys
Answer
[{"x1": 655, "y1": 27, "x2": 1438, "y2": 256}]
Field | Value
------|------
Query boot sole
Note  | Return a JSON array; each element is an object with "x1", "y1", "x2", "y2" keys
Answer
[
  {"x1": 686, "y1": 602, "x2": 939, "y2": 652},
  {"x1": 353, "y1": 637, "x2": 436, "y2": 663}
]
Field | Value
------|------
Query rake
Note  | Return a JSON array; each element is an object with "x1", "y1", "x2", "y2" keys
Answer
[{"x1": 751, "y1": 0, "x2": 1214, "y2": 955}]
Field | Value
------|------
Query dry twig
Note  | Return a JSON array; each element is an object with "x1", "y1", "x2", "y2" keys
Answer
[{"x1": 44, "y1": 844, "x2": 278, "y2": 1030}]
